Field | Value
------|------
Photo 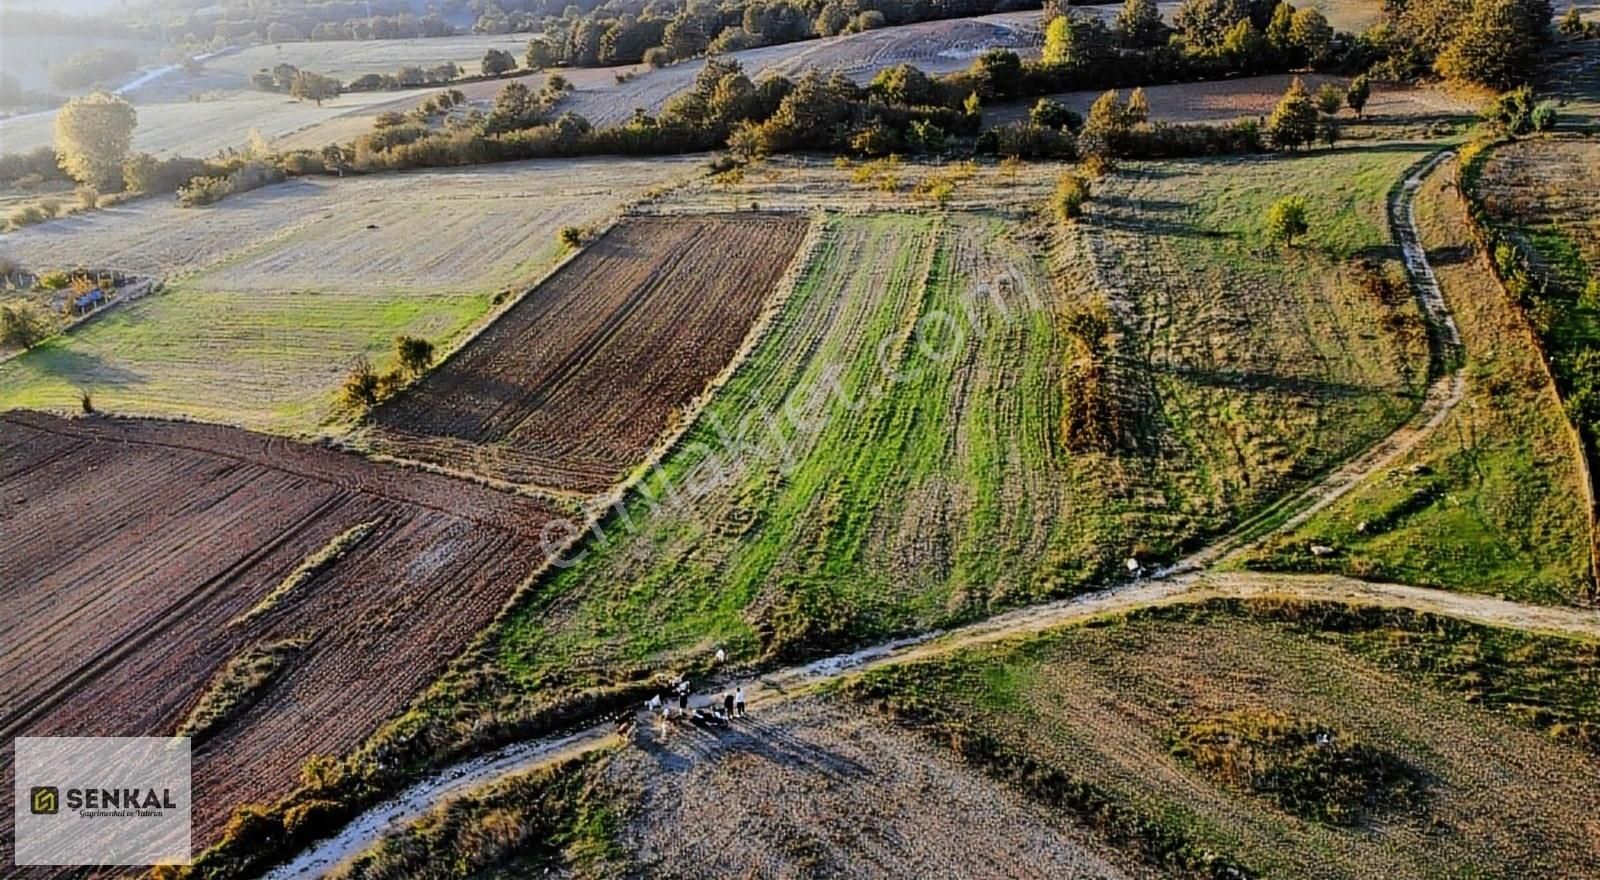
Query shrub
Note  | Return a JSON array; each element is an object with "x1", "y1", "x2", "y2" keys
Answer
[
  {"x1": 123, "y1": 153, "x2": 208, "y2": 194},
  {"x1": 340, "y1": 357, "x2": 382, "y2": 412},
  {"x1": 0, "y1": 302, "x2": 53, "y2": 349},
  {"x1": 1029, "y1": 97, "x2": 1081, "y2": 130},
  {"x1": 394, "y1": 335, "x2": 435, "y2": 377},
  {"x1": 1053, "y1": 171, "x2": 1092, "y2": 221},
  {"x1": 1266, "y1": 195, "x2": 1310, "y2": 245},
  {"x1": 559, "y1": 226, "x2": 583, "y2": 248},
  {"x1": 1169, "y1": 710, "x2": 1428, "y2": 824}
]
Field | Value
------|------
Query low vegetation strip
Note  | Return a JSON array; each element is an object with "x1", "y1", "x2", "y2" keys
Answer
[
  {"x1": 177, "y1": 637, "x2": 312, "y2": 746},
  {"x1": 0, "y1": 411, "x2": 563, "y2": 850},
  {"x1": 365, "y1": 213, "x2": 810, "y2": 493},
  {"x1": 232, "y1": 521, "x2": 379, "y2": 626},
  {"x1": 1466, "y1": 138, "x2": 1600, "y2": 593}
]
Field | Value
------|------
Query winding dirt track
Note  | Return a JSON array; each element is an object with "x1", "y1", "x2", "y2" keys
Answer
[{"x1": 260, "y1": 150, "x2": 1600, "y2": 879}]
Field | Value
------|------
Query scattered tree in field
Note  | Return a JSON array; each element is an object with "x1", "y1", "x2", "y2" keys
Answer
[
  {"x1": 1053, "y1": 172, "x2": 1092, "y2": 220},
  {"x1": 1115, "y1": 0, "x2": 1166, "y2": 48},
  {"x1": 560, "y1": 226, "x2": 583, "y2": 248},
  {"x1": 1288, "y1": 8, "x2": 1334, "y2": 66},
  {"x1": 79, "y1": 389, "x2": 94, "y2": 414},
  {"x1": 1315, "y1": 83, "x2": 1343, "y2": 116},
  {"x1": 481, "y1": 48, "x2": 517, "y2": 77},
  {"x1": 1043, "y1": 14, "x2": 1113, "y2": 68},
  {"x1": 0, "y1": 302, "x2": 51, "y2": 349},
  {"x1": 340, "y1": 357, "x2": 382, "y2": 411},
  {"x1": 394, "y1": 335, "x2": 435, "y2": 377},
  {"x1": 1030, "y1": 97, "x2": 1078, "y2": 130},
  {"x1": 526, "y1": 39, "x2": 557, "y2": 70},
  {"x1": 1267, "y1": 195, "x2": 1310, "y2": 246},
  {"x1": 1174, "y1": 0, "x2": 1251, "y2": 54},
  {"x1": 289, "y1": 70, "x2": 341, "y2": 106},
  {"x1": 1530, "y1": 99, "x2": 1559, "y2": 131},
  {"x1": 54, "y1": 92, "x2": 137, "y2": 191},
  {"x1": 1266, "y1": 77, "x2": 1319, "y2": 150},
  {"x1": 1346, "y1": 75, "x2": 1371, "y2": 118}
]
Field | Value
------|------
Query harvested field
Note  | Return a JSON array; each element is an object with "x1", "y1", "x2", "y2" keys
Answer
[
  {"x1": 0, "y1": 411, "x2": 564, "y2": 854},
  {"x1": 0, "y1": 86, "x2": 443, "y2": 159},
  {"x1": 1244, "y1": 156, "x2": 1595, "y2": 602},
  {"x1": 607, "y1": 699, "x2": 1144, "y2": 879},
  {"x1": 843, "y1": 600, "x2": 1600, "y2": 878},
  {"x1": 489, "y1": 187, "x2": 1426, "y2": 696},
  {"x1": 0, "y1": 156, "x2": 701, "y2": 431},
  {"x1": 208, "y1": 33, "x2": 542, "y2": 83},
  {"x1": 364, "y1": 213, "x2": 810, "y2": 492},
  {"x1": 985, "y1": 73, "x2": 1473, "y2": 130}
]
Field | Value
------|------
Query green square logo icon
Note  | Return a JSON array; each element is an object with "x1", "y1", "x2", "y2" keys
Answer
[{"x1": 30, "y1": 787, "x2": 59, "y2": 815}]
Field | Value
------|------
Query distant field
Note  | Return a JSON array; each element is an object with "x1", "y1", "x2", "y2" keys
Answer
[
  {"x1": 0, "y1": 156, "x2": 702, "y2": 431},
  {"x1": 365, "y1": 213, "x2": 810, "y2": 493},
  {"x1": 489, "y1": 149, "x2": 1429, "y2": 696},
  {"x1": 210, "y1": 33, "x2": 541, "y2": 82},
  {"x1": 0, "y1": 86, "x2": 441, "y2": 158},
  {"x1": 842, "y1": 599, "x2": 1600, "y2": 878},
  {"x1": 1243, "y1": 156, "x2": 1595, "y2": 602},
  {"x1": 0, "y1": 411, "x2": 562, "y2": 851},
  {"x1": 986, "y1": 73, "x2": 1473, "y2": 130}
]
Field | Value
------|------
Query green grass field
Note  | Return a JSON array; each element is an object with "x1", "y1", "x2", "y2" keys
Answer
[
  {"x1": 841, "y1": 599, "x2": 1600, "y2": 878},
  {"x1": 489, "y1": 144, "x2": 1433, "y2": 694},
  {"x1": 1241, "y1": 159, "x2": 1595, "y2": 602},
  {"x1": 0, "y1": 283, "x2": 491, "y2": 430}
]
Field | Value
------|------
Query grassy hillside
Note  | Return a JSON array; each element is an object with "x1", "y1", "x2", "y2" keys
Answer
[{"x1": 1241, "y1": 156, "x2": 1595, "y2": 602}]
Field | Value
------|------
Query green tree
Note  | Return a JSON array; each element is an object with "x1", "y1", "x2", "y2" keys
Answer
[
  {"x1": 54, "y1": 91, "x2": 137, "y2": 191},
  {"x1": 1031, "y1": 97, "x2": 1079, "y2": 129},
  {"x1": 1115, "y1": 0, "x2": 1166, "y2": 47},
  {"x1": 0, "y1": 302, "x2": 51, "y2": 349},
  {"x1": 1266, "y1": 77, "x2": 1319, "y2": 149},
  {"x1": 481, "y1": 48, "x2": 516, "y2": 76},
  {"x1": 394, "y1": 335, "x2": 435, "y2": 377},
  {"x1": 340, "y1": 357, "x2": 381, "y2": 411},
  {"x1": 1266, "y1": 195, "x2": 1310, "y2": 245},
  {"x1": 1054, "y1": 172, "x2": 1092, "y2": 220},
  {"x1": 971, "y1": 49, "x2": 1024, "y2": 99},
  {"x1": 289, "y1": 70, "x2": 341, "y2": 106},
  {"x1": 1289, "y1": 8, "x2": 1334, "y2": 66},
  {"x1": 1315, "y1": 82, "x2": 1343, "y2": 115},
  {"x1": 1174, "y1": 0, "x2": 1251, "y2": 53},
  {"x1": 1346, "y1": 74, "x2": 1371, "y2": 117},
  {"x1": 526, "y1": 39, "x2": 557, "y2": 69},
  {"x1": 869, "y1": 64, "x2": 934, "y2": 106},
  {"x1": 1434, "y1": 0, "x2": 1553, "y2": 88}
]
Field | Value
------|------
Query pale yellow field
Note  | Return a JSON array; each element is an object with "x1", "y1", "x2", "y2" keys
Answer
[{"x1": 0, "y1": 155, "x2": 705, "y2": 431}]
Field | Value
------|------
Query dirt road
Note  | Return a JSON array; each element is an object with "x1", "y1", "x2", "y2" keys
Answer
[{"x1": 259, "y1": 149, "x2": 1600, "y2": 879}]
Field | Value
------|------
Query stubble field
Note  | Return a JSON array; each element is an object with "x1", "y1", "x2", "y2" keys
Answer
[{"x1": 0, "y1": 156, "x2": 702, "y2": 431}]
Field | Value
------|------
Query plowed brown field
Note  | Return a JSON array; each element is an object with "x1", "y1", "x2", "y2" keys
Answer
[
  {"x1": 366, "y1": 213, "x2": 810, "y2": 493},
  {"x1": 0, "y1": 412, "x2": 563, "y2": 852}
]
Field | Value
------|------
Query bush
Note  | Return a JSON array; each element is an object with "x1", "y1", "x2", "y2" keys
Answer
[
  {"x1": 1266, "y1": 195, "x2": 1310, "y2": 245},
  {"x1": 1029, "y1": 98, "x2": 1081, "y2": 130},
  {"x1": 1169, "y1": 711, "x2": 1428, "y2": 824},
  {"x1": 1053, "y1": 171, "x2": 1092, "y2": 221},
  {"x1": 176, "y1": 161, "x2": 285, "y2": 207},
  {"x1": 559, "y1": 226, "x2": 583, "y2": 248},
  {"x1": 0, "y1": 302, "x2": 53, "y2": 349}
]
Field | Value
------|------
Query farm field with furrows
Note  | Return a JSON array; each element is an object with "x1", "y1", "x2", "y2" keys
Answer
[
  {"x1": 485, "y1": 167, "x2": 1428, "y2": 698},
  {"x1": 6, "y1": 0, "x2": 1599, "y2": 873},
  {"x1": 0, "y1": 156, "x2": 701, "y2": 431},
  {"x1": 0, "y1": 411, "x2": 564, "y2": 853},
  {"x1": 1241, "y1": 158, "x2": 1595, "y2": 602},
  {"x1": 362, "y1": 212, "x2": 811, "y2": 492}
]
